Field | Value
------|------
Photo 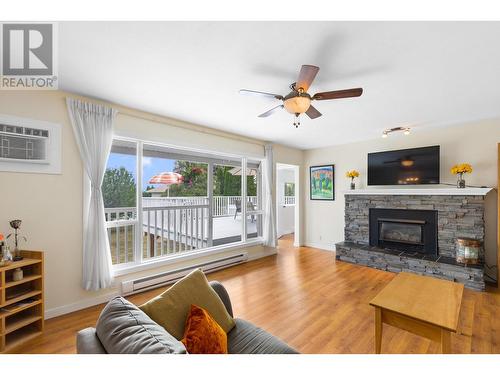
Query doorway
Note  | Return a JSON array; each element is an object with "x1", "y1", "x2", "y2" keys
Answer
[{"x1": 276, "y1": 163, "x2": 300, "y2": 247}]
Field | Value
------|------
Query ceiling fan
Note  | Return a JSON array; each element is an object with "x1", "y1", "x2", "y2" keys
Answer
[{"x1": 239, "y1": 65, "x2": 363, "y2": 128}]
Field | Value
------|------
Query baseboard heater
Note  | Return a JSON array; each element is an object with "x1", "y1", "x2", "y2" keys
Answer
[{"x1": 121, "y1": 252, "x2": 248, "y2": 296}]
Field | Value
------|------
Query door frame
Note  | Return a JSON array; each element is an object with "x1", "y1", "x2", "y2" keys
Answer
[{"x1": 276, "y1": 163, "x2": 300, "y2": 247}]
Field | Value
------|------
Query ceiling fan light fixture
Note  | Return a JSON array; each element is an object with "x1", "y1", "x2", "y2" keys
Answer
[
  {"x1": 240, "y1": 64, "x2": 363, "y2": 123},
  {"x1": 382, "y1": 132, "x2": 388, "y2": 138},
  {"x1": 404, "y1": 128, "x2": 411, "y2": 135},
  {"x1": 401, "y1": 159, "x2": 414, "y2": 167},
  {"x1": 283, "y1": 95, "x2": 311, "y2": 114}
]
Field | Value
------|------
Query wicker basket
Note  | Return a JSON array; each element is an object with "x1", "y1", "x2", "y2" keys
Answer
[{"x1": 456, "y1": 238, "x2": 481, "y2": 265}]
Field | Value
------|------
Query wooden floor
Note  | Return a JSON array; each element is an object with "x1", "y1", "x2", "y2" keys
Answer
[{"x1": 13, "y1": 234, "x2": 500, "y2": 354}]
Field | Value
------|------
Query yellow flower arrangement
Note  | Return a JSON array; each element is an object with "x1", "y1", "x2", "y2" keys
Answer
[
  {"x1": 346, "y1": 170, "x2": 359, "y2": 190},
  {"x1": 345, "y1": 170, "x2": 360, "y2": 179},
  {"x1": 450, "y1": 163, "x2": 473, "y2": 175}
]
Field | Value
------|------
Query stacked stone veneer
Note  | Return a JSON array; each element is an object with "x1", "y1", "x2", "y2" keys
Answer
[
  {"x1": 345, "y1": 194, "x2": 486, "y2": 259},
  {"x1": 336, "y1": 242, "x2": 484, "y2": 290},
  {"x1": 337, "y1": 194, "x2": 486, "y2": 290}
]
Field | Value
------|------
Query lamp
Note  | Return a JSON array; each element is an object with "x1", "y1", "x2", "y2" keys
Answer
[
  {"x1": 401, "y1": 159, "x2": 414, "y2": 167},
  {"x1": 283, "y1": 95, "x2": 311, "y2": 114}
]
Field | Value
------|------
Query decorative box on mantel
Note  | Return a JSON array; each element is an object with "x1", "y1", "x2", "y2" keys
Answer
[{"x1": 336, "y1": 187, "x2": 493, "y2": 291}]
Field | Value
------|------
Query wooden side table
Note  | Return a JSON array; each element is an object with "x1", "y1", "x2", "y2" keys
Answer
[{"x1": 370, "y1": 272, "x2": 463, "y2": 354}]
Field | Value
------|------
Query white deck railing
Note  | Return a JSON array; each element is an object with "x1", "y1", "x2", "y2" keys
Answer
[
  {"x1": 142, "y1": 204, "x2": 210, "y2": 259},
  {"x1": 212, "y1": 196, "x2": 257, "y2": 217},
  {"x1": 142, "y1": 196, "x2": 257, "y2": 217},
  {"x1": 105, "y1": 196, "x2": 257, "y2": 265}
]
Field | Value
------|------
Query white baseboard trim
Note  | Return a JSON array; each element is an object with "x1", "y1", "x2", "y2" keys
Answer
[
  {"x1": 45, "y1": 249, "x2": 277, "y2": 320},
  {"x1": 304, "y1": 242, "x2": 335, "y2": 252},
  {"x1": 45, "y1": 290, "x2": 120, "y2": 320},
  {"x1": 247, "y1": 247, "x2": 277, "y2": 261}
]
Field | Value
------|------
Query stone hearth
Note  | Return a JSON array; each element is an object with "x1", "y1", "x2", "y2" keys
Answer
[
  {"x1": 336, "y1": 241, "x2": 484, "y2": 290},
  {"x1": 335, "y1": 190, "x2": 491, "y2": 291}
]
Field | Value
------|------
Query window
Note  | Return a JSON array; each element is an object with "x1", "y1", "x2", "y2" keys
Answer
[
  {"x1": 213, "y1": 159, "x2": 242, "y2": 246},
  {"x1": 284, "y1": 182, "x2": 295, "y2": 206},
  {"x1": 142, "y1": 143, "x2": 209, "y2": 260},
  {"x1": 102, "y1": 139, "x2": 138, "y2": 265},
  {"x1": 103, "y1": 138, "x2": 264, "y2": 271},
  {"x1": 246, "y1": 160, "x2": 263, "y2": 240}
]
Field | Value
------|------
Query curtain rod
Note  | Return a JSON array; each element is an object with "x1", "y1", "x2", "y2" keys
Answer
[{"x1": 64, "y1": 92, "x2": 266, "y2": 148}]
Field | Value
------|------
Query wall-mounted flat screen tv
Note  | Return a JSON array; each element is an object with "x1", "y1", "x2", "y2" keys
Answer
[{"x1": 368, "y1": 146, "x2": 440, "y2": 185}]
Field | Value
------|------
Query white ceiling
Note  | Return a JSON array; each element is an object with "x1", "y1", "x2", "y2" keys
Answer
[{"x1": 59, "y1": 22, "x2": 500, "y2": 150}]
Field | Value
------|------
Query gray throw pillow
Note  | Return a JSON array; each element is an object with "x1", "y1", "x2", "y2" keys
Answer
[{"x1": 96, "y1": 296, "x2": 187, "y2": 354}]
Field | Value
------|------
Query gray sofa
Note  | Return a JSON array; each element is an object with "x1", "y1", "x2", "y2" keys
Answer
[{"x1": 77, "y1": 281, "x2": 298, "y2": 354}]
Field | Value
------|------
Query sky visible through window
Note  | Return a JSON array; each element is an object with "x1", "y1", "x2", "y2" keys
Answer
[{"x1": 107, "y1": 153, "x2": 175, "y2": 189}]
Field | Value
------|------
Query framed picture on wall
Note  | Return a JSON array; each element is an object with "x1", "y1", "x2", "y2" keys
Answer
[{"x1": 310, "y1": 164, "x2": 335, "y2": 200}]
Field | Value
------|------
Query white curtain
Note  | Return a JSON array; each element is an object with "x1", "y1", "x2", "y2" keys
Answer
[
  {"x1": 66, "y1": 98, "x2": 117, "y2": 291},
  {"x1": 263, "y1": 144, "x2": 277, "y2": 247}
]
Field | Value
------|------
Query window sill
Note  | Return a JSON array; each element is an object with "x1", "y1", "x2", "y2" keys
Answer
[{"x1": 112, "y1": 238, "x2": 264, "y2": 277}]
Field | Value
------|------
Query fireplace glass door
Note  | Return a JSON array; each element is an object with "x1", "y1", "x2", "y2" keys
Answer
[
  {"x1": 378, "y1": 219, "x2": 424, "y2": 246},
  {"x1": 369, "y1": 208, "x2": 438, "y2": 256}
]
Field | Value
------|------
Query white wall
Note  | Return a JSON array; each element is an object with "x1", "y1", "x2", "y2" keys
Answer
[
  {"x1": 0, "y1": 90, "x2": 304, "y2": 316},
  {"x1": 273, "y1": 145, "x2": 304, "y2": 245},
  {"x1": 303, "y1": 119, "x2": 499, "y2": 279},
  {"x1": 277, "y1": 168, "x2": 295, "y2": 237}
]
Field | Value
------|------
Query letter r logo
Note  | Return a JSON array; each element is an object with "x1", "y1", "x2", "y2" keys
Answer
[{"x1": 2, "y1": 24, "x2": 53, "y2": 76}]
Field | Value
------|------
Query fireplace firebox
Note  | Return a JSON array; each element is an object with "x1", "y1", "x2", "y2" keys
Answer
[{"x1": 369, "y1": 208, "x2": 438, "y2": 256}]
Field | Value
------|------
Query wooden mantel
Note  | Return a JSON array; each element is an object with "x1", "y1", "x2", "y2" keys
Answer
[{"x1": 343, "y1": 187, "x2": 493, "y2": 196}]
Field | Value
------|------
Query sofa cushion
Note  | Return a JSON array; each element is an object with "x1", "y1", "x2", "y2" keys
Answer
[
  {"x1": 140, "y1": 269, "x2": 235, "y2": 340},
  {"x1": 227, "y1": 319, "x2": 298, "y2": 354},
  {"x1": 76, "y1": 327, "x2": 107, "y2": 354},
  {"x1": 96, "y1": 296, "x2": 187, "y2": 354},
  {"x1": 181, "y1": 304, "x2": 228, "y2": 354}
]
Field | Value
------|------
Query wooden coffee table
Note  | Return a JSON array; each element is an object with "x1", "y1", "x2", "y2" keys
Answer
[{"x1": 369, "y1": 272, "x2": 464, "y2": 354}]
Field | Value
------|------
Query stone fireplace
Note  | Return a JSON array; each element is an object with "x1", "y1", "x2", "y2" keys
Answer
[{"x1": 335, "y1": 188, "x2": 492, "y2": 291}]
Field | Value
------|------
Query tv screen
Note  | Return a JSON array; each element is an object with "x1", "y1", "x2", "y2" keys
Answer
[{"x1": 368, "y1": 146, "x2": 440, "y2": 186}]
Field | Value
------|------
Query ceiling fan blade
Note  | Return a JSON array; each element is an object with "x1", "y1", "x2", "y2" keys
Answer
[
  {"x1": 296, "y1": 65, "x2": 319, "y2": 92},
  {"x1": 239, "y1": 89, "x2": 284, "y2": 100},
  {"x1": 312, "y1": 88, "x2": 363, "y2": 100},
  {"x1": 305, "y1": 105, "x2": 322, "y2": 119},
  {"x1": 258, "y1": 105, "x2": 284, "y2": 118}
]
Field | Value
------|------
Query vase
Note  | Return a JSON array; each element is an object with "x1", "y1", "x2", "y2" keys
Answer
[
  {"x1": 350, "y1": 181, "x2": 356, "y2": 190},
  {"x1": 13, "y1": 267, "x2": 23, "y2": 281},
  {"x1": 457, "y1": 174, "x2": 465, "y2": 188},
  {"x1": 2, "y1": 246, "x2": 12, "y2": 262}
]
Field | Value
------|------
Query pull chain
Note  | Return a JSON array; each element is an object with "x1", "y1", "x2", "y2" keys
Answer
[{"x1": 293, "y1": 113, "x2": 300, "y2": 128}]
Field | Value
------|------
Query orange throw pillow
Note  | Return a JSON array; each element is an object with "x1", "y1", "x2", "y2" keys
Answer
[{"x1": 181, "y1": 304, "x2": 228, "y2": 354}]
